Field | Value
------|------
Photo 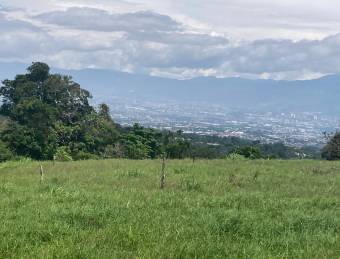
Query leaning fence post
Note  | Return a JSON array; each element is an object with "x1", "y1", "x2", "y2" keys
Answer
[
  {"x1": 160, "y1": 155, "x2": 166, "y2": 189},
  {"x1": 39, "y1": 164, "x2": 44, "y2": 182}
]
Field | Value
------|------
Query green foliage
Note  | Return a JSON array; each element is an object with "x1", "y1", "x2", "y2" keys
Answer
[
  {"x1": 163, "y1": 130, "x2": 191, "y2": 159},
  {"x1": 27, "y1": 62, "x2": 50, "y2": 82},
  {"x1": 190, "y1": 145, "x2": 221, "y2": 159},
  {"x1": 0, "y1": 159, "x2": 339, "y2": 258},
  {"x1": 54, "y1": 147, "x2": 73, "y2": 162},
  {"x1": 72, "y1": 151, "x2": 99, "y2": 161},
  {"x1": 185, "y1": 134, "x2": 314, "y2": 160},
  {"x1": 121, "y1": 131, "x2": 152, "y2": 159},
  {"x1": 235, "y1": 146, "x2": 263, "y2": 159},
  {"x1": 0, "y1": 140, "x2": 13, "y2": 162},
  {"x1": 122, "y1": 138, "x2": 151, "y2": 159},
  {"x1": 1, "y1": 63, "x2": 93, "y2": 125},
  {"x1": 0, "y1": 62, "x2": 118, "y2": 160},
  {"x1": 1, "y1": 122, "x2": 57, "y2": 160},
  {"x1": 1, "y1": 62, "x2": 194, "y2": 161},
  {"x1": 226, "y1": 153, "x2": 247, "y2": 160},
  {"x1": 322, "y1": 132, "x2": 340, "y2": 160}
]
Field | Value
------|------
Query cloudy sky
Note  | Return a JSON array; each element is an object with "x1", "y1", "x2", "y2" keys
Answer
[{"x1": 1, "y1": 0, "x2": 340, "y2": 80}]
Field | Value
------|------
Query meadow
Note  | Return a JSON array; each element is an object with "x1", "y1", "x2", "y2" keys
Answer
[{"x1": 0, "y1": 159, "x2": 339, "y2": 258}]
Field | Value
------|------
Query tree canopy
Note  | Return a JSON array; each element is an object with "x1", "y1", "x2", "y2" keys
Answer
[
  {"x1": 1, "y1": 62, "x2": 106, "y2": 159},
  {"x1": 0, "y1": 63, "x2": 192, "y2": 160},
  {"x1": 321, "y1": 132, "x2": 340, "y2": 160}
]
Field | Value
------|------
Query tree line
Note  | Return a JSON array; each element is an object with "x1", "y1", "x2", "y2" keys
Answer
[{"x1": 0, "y1": 62, "x2": 330, "y2": 162}]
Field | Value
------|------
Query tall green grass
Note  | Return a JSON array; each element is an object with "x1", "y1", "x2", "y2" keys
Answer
[{"x1": 0, "y1": 159, "x2": 339, "y2": 258}]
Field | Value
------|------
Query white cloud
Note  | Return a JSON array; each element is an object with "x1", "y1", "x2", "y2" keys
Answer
[
  {"x1": 132, "y1": 0, "x2": 340, "y2": 40},
  {"x1": 1, "y1": 1, "x2": 340, "y2": 80}
]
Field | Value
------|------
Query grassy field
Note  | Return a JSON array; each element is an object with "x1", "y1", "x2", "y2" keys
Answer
[{"x1": 0, "y1": 159, "x2": 339, "y2": 258}]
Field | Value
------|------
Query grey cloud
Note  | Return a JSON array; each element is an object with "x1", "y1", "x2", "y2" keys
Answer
[
  {"x1": 35, "y1": 7, "x2": 228, "y2": 48},
  {"x1": 30, "y1": 7, "x2": 230, "y2": 70},
  {"x1": 2, "y1": 6, "x2": 340, "y2": 80},
  {"x1": 36, "y1": 7, "x2": 181, "y2": 33},
  {"x1": 0, "y1": 14, "x2": 56, "y2": 60},
  {"x1": 220, "y1": 35, "x2": 340, "y2": 78},
  {"x1": 0, "y1": 13, "x2": 39, "y2": 32}
]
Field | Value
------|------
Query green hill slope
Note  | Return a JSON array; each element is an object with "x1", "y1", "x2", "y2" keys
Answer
[{"x1": 0, "y1": 159, "x2": 339, "y2": 258}]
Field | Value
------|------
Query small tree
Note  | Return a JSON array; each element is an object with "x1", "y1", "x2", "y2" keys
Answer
[
  {"x1": 322, "y1": 132, "x2": 340, "y2": 160},
  {"x1": 0, "y1": 140, "x2": 13, "y2": 162}
]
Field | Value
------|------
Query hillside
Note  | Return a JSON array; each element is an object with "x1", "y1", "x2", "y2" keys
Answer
[
  {"x1": 0, "y1": 159, "x2": 339, "y2": 258},
  {"x1": 61, "y1": 69, "x2": 340, "y2": 113}
]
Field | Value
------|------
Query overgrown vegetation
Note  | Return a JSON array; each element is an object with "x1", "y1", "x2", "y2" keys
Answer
[
  {"x1": 322, "y1": 132, "x2": 340, "y2": 160},
  {"x1": 0, "y1": 159, "x2": 339, "y2": 258}
]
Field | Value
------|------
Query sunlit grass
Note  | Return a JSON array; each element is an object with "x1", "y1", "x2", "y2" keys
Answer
[{"x1": 0, "y1": 159, "x2": 339, "y2": 258}]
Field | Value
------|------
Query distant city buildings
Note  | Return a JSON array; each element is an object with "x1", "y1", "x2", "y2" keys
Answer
[{"x1": 93, "y1": 95, "x2": 340, "y2": 148}]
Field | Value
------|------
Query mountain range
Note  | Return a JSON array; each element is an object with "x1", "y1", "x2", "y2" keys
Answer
[{"x1": 1, "y1": 62, "x2": 340, "y2": 114}]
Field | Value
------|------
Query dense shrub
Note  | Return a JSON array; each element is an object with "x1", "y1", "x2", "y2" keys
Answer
[
  {"x1": 226, "y1": 153, "x2": 247, "y2": 160},
  {"x1": 72, "y1": 151, "x2": 99, "y2": 161},
  {"x1": 235, "y1": 146, "x2": 263, "y2": 159},
  {"x1": 322, "y1": 132, "x2": 340, "y2": 160},
  {"x1": 54, "y1": 147, "x2": 73, "y2": 162},
  {"x1": 0, "y1": 141, "x2": 13, "y2": 162}
]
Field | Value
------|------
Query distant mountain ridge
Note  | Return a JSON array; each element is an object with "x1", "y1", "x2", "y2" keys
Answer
[{"x1": 1, "y1": 62, "x2": 340, "y2": 113}]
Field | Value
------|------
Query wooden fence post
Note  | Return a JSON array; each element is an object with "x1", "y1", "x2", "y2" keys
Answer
[
  {"x1": 39, "y1": 164, "x2": 44, "y2": 182},
  {"x1": 160, "y1": 155, "x2": 166, "y2": 189}
]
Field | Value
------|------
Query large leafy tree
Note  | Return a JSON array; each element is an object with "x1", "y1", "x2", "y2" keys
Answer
[
  {"x1": 0, "y1": 62, "x2": 113, "y2": 160},
  {"x1": 1, "y1": 62, "x2": 93, "y2": 124}
]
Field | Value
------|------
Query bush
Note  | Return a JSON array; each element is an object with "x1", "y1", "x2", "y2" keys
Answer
[
  {"x1": 54, "y1": 146, "x2": 73, "y2": 162},
  {"x1": 322, "y1": 133, "x2": 340, "y2": 160},
  {"x1": 235, "y1": 146, "x2": 263, "y2": 159},
  {"x1": 0, "y1": 141, "x2": 13, "y2": 162},
  {"x1": 226, "y1": 153, "x2": 247, "y2": 160},
  {"x1": 72, "y1": 151, "x2": 99, "y2": 161}
]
